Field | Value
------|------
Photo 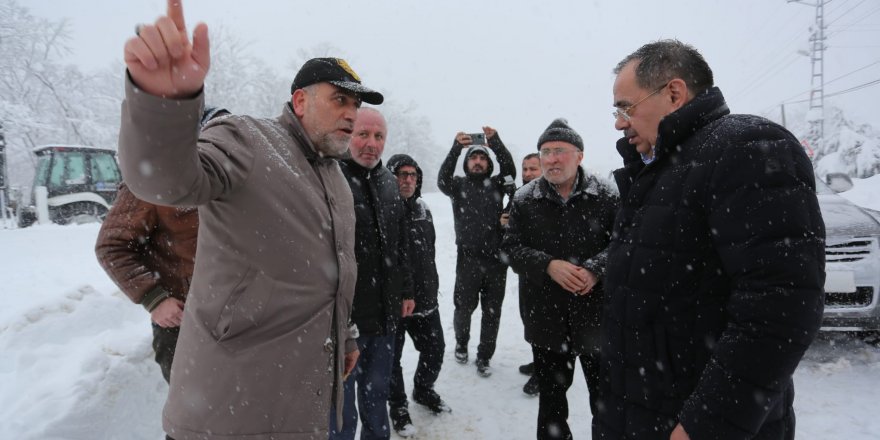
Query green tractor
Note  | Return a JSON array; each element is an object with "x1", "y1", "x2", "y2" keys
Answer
[{"x1": 18, "y1": 145, "x2": 121, "y2": 227}]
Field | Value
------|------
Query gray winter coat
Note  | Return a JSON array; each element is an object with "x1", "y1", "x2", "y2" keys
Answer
[{"x1": 118, "y1": 77, "x2": 357, "y2": 440}]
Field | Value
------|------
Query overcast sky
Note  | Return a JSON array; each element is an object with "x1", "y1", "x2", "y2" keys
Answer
[{"x1": 26, "y1": 0, "x2": 880, "y2": 176}]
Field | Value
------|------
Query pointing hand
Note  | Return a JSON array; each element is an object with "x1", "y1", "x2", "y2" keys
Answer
[{"x1": 123, "y1": 0, "x2": 210, "y2": 98}]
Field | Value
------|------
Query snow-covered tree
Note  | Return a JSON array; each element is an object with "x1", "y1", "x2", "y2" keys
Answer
[
  {"x1": 1, "y1": 1, "x2": 442, "y2": 194},
  {"x1": 0, "y1": 0, "x2": 123, "y2": 190},
  {"x1": 782, "y1": 106, "x2": 880, "y2": 180},
  {"x1": 204, "y1": 26, "x2": 287, "y2": 118}
]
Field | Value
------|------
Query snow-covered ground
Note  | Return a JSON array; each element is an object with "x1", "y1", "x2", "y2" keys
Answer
[{"x1": 2, "y1": 188, "x2": 879, "y2": 439}]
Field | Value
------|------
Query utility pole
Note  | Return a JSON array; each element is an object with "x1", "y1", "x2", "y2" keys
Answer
[{"x1": 789, "y1": 0, "x2": 826, "y2": 155}]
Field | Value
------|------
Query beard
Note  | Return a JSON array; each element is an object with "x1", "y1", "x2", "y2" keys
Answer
[
  {"x1": 312, "y1": 131, "x2": 351, "y2": 158},
  {"x1": 468, "y1": 165, "x2": 486, "y2": 175}
]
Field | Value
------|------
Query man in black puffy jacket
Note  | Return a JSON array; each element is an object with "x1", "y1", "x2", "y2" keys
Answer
[
  {"x1": 438, "y1": 127, "x2": 516, "y2": 377},
  {"x1": 595, "y1": 39, "x2": 825, "y2": 440},
  {"x1": 331, "y1": 108, "x2": 415, "y2": 440},
  {"x1": 386, "y1": 154, "x2": 449, "y2": 437},
  {"x1": 503, "y1": 119, "x2": 619, "y2": 439}
]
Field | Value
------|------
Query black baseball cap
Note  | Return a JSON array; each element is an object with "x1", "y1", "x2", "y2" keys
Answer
[{"x1": 290, "y1": 58, "x2": 384, "y2": 105}]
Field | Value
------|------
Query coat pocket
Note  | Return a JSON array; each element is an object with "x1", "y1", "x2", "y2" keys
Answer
[{"x1": 212, "y1": 267, "x2": 275, "y2": 347}]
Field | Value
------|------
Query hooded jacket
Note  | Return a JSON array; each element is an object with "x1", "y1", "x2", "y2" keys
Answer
[
  {"x1": 387, "y1": 154, "x2": 440, "y2": 315},
  {"x1": 118, "y1": 76, "x2": 357, "y2": 440},
  {"x1": 596, "y1": 87, "x2": 825, "y2": 440},
  {"x1": 437, "y1": 136, "x2": 516, "y2": 259},
  {"x1": 338, "y1": 158, "x2": 413, "y2": 336}
]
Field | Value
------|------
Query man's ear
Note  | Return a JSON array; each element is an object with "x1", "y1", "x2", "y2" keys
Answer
[
  {"x1": 667, "y1": 78, "x2": 690, "y2": 111},
  {"x1": 292, "y1": 89, "x2": 307, "y2": 117}
]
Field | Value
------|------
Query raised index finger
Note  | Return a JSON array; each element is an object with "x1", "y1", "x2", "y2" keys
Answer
[{"x1": 167, "y1": 0, "x2": 187, "y2": 32}]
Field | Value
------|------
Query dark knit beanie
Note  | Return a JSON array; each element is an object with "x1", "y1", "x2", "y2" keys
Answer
[{"x1": 537, "y1": 118, "x2": 583, "y2": 151}]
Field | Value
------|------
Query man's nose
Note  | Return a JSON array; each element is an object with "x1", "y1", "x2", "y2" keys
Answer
[
  {"x1": 343, "y1": 106, "x2": 357, "y2": 122},
  {"x1": 614, "y1": 117, "x2": 629, "y2": 131}
]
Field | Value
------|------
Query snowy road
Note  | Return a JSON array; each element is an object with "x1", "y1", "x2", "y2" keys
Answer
[{"x1": 1, "y1": 192, "x2": 878, "y2": 439}]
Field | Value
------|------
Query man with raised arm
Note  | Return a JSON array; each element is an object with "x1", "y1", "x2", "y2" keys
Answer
[
  {"x1": 437, "y1": 127, "x2": 515, "y2": 378},
  {"x1": 119, "y1": 2, "x2": 385, "y2": 439}
]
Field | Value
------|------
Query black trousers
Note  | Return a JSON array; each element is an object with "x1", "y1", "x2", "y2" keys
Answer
[
  {"x1": 533, "y1": 345, "x2": 601, "y2": 440},
  {"x1": 151, "y1": 323, "x2": 180, "y2": 384},
  {"x1": 389, "y1": 310, "x2": 446, "y2": 409},
  {"x1": 452, "y1": 251, "x2": 507, "y2": 361}
]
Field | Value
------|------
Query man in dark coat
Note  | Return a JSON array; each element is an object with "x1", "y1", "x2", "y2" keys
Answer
[
  {"x1": 594, "y1": 39, "x2": 825, "y2": 440},
  {"x1": 386, "y1": 154, "x2": 450, "y2": 437},
  {"x1": 503, "y1": 119, "x2": 619, "y2": 439},
  {"x1": 438, "y1": 127, "x2": 516, "y2": 377},
  {"x1": 331, "y1": 108, "x2": 415, "y2": 440}
]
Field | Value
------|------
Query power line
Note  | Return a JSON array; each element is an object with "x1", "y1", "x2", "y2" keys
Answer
[
  {"x1": 732, "y1": 52, "x2": 803, "y2": 102},
  {"x1": 773, "y1": 60, "x2": 880, "y2": 107},
  {"x1": 783, "y1": 77, "x2": 880, "y2": 104},
  {"x1": 731, "y1": 1, "x2": 788, "y2": 62},
  {"x1": 826, "y1": 78, "x2": 880, "y2": 97},
  {"x1": 825, "y1": 0, "x2": 868, "y2": 26},
  {"x1": 826, "y1": 3, "x2": 880, "y2": 38},
  {"x1": 826, "y1": 59, "x2": 880, "y2": 85},
  {"x1": 835, "y1": 5, "x2": 880, "y2": 30},
  {"x1": 826, "y1": 0, "x2": 853, "y2": 17},
  {"x1": 731, "y1": 6, "x2": 814, "y2": 92}
]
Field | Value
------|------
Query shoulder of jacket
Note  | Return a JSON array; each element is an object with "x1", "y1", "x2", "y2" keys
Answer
[
  {"x1": 413, "y1": 198, "x2": 433, "y2": 221},
  {"x1": 712, "y1": 114, "x2": 792, "y2": 142},
  {"x1": 583, "y1": 172, "x2": 620, "y2": 199},
  {"x1": 374, "y1": 165, "x2": 397, "y2": 182},
  {"x1": 416, "y1": 198, "x2": 431, "y2": 212},
  {"x1": 513, "y1": 180, "x2": 539, "y2": 203}
]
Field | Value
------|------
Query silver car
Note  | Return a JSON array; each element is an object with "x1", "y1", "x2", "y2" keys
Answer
[{"x1": 818, "y1": 174, "x2": 880, "y2": 332}]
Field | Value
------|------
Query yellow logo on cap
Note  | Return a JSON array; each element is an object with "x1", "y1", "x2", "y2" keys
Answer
[{"x1": 335, "y1": 58, "x2": 361, "y2": 82}]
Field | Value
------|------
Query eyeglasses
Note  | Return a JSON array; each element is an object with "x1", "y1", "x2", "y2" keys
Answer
[
  {"x1": 612, "y1": 82, "x2": 668, "y2": 122},
  {"x1": 395, "y1": 171, "x2": 418, "y2": 180},
  {"x1": 539, "y1": 147, "x2": 578, "y2": 158}
]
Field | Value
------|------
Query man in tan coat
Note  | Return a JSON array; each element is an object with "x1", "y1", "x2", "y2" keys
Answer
[{"x1": 118, "y1": 2, "x2": 383, "y2": 439}]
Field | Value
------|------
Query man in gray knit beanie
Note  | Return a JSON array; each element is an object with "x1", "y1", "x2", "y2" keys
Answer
[
  {"x1": 504, "y1": 117, "x2": 618, "y2": 439},
  {"x1": 537, "y1": 118, "x2": 584, "y2": 152}
]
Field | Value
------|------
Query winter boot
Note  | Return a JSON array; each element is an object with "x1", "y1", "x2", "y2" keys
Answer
[
  {"x1": 454, "y1": 344, "x2": 468, "y2": 364},
  {"x1": 390, "y1": 406, "x2": 417, "y2": 437},
  {"x1": 475, "y1": 358, "x2": 492, "y2": 378},
  {"x1": 519, "y1": 362, "x2": 534, "y2": 376},
  {"x1": 413, "y1": 388, "x2": 452, "y2": 414}
]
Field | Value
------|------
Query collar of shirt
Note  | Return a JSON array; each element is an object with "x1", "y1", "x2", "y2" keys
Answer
[{"x1": 641, "y1": 145, "x2": 657, "y2": 165}]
